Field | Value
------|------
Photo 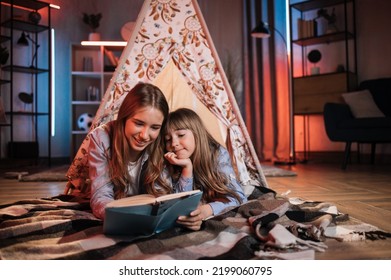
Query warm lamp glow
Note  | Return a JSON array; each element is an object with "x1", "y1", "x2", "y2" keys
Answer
[
  {"x1": 81, "y1": 41, "x2": 127, "y2": 47},
  {"x1": 2, "y1": 2, "x2": 60, "y2": 11},
  {"x1": 50, "y1": 4, "x2": 61, "y2": 10}
]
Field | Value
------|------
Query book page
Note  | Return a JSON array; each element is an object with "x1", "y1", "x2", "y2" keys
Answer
[
  {"x1": 106, "y1": 194, "x2": 156, "y2": 207},
  {"x1": 156, "y1": 190, "x2": 201, "y2": 202},
  {"x1": 105, "y1": 190, "x2": 201, "y2": 208}
]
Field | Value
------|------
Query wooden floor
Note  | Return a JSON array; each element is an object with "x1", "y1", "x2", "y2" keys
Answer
[{"x1": 0, "y1": 158, "x2": 390, "y2": 259}]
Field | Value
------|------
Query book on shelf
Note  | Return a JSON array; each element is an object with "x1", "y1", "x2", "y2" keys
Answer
[
  {"x1": 297, "y1": 18, "x2": 318, "y2": 39},
  {"x1": 103, "y1": 189, "x2": 202, "y2": 238}
]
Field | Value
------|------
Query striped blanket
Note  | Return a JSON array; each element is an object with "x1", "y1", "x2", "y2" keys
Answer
[{"x1": 0, "y1": 186, "x2": 387, "y2": 260}]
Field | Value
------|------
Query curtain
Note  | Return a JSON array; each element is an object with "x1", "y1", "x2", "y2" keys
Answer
[{"x1": 243, "y1": 0, "x2": 291, "y2": 162}]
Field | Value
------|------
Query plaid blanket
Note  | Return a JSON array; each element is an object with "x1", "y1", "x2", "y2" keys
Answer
[{"x1": 0, "y1": 187, "x2": 387, "y2": 260}]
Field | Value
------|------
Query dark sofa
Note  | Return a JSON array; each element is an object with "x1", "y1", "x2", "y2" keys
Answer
[{"x1": 323, "y1": 77, "x2": 391, "y2": 169}]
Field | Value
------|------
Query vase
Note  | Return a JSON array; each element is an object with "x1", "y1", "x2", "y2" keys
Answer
[
  {"x1": 316, "y1": 17, "x2": 327, "y2": 35},
  {"x1": 310, "y1": 66, "x2": 320, "y2": 75},
  {"x1": 88, "y1": 32, "x2": 101, "y2": 41}
]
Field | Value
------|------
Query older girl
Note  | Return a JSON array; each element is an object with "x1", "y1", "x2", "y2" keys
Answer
[{"x1": 89, "y1": 82, "x2": 170, "y2": 219}]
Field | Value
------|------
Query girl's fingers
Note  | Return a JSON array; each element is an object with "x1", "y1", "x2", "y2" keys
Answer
[
  {"x1": 176, "y1": 219, "x2": 202, "y2": 231},
  {"x1": 164, "y1": 152, "x2": 178, "y2": 164},
  {"x1": 177, "y1": 211, "x2": 203, "y2": 230},
  {"x1": 164, "y1": 152, "x2": 175, "y2": 159}
]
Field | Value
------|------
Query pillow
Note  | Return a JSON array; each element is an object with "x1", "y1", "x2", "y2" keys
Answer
[{"x1": 342, "y1": 89, "x2": 385, "y2": 118}]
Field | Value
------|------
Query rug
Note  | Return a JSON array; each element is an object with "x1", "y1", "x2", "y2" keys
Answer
[
  {"x1": 261, "y1": 164, "x2": 297, "y2": 177},
  {"x1": 0, "y1": 191, "x2": 388, "y2": 260},
  {"x1": 15, "y1": 163, "x2": 296, "y2": 182},
  {"x1": 18, "y1": 165, "x2": 69, "y2": 182}
]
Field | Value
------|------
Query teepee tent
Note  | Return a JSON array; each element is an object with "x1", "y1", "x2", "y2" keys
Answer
[{"x1": 66, "y1": 0, "x2": 268, "y2": 194}]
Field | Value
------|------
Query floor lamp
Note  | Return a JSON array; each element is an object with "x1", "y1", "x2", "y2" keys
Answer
[{"x1": 251, "y1": 21, "x2": 296, "y2": 165}]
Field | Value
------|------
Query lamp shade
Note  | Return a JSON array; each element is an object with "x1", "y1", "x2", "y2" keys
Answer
[
  {"x1": 17, "y1": 32, "x2": 29, "y2": 46},
  {"x1": 18, "y1": 92, "x2": 33, "y2": 104},
  {"x1": 251, "y1": 21, "x2": 271, "y2": 38}
]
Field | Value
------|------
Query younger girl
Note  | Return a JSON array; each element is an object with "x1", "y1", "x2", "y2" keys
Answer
[{"x1": 163, "y1": 108, "x2": 247, "y2": 230}]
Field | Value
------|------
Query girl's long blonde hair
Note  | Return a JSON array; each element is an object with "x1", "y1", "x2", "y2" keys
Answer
[
  {"x1": 164, "y1": 108, "x2": 242, "y2": 204},
  {"x1": 109, "y1": 82, "x2": 170, "y2": 198}
]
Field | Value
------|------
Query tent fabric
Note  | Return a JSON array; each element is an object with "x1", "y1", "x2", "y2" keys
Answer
[{"x1": 66, "y1": 0, "x2": 268, "y2": 194}]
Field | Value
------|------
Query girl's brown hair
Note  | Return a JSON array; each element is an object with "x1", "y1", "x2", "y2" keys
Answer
[
  {"x1": 164, "y1": 108, "x2": 241, "y2": 204},
  {"x1": 109, "y1": 82, "x2": 170, "y2": 198}
]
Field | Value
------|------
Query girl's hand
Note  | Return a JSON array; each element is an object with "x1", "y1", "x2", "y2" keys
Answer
[
  {"x1": 164, "y1": 152, "x2": 191, "y2": 167},
  {"x1": 164, "y1": 152, "x2": 193, "y2": 178},
  {"x1": 176, "y1": 204, "x2": 213, "y2": 231}
]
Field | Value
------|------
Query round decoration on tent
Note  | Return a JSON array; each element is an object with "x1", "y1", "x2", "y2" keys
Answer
[
  {"x1": 121, "y1": 21, "x2": 135, "y2": 41},
  {"x1": 77, "y1": 113, "x2": 94, "y2": 131},
  {"x1": 307, "y1": 49, "x2": 322, "y2": 75}
]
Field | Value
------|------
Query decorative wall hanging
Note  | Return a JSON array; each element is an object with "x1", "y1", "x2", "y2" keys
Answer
[{"x1": 307, "y1": 49, "x2": 322, "y2": 75}]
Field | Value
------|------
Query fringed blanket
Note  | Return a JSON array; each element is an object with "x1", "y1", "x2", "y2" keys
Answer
[{"x1": 0, "y1": 187, "x2": 388, "y2": 260}]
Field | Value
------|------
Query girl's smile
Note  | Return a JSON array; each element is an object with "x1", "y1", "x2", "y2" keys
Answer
[
  {"x1": 165, "y1": 129, "x2": 196, "y2": 159},
  {"x1": 125, "y1": 106, "x2": 164, "y2": 160}
]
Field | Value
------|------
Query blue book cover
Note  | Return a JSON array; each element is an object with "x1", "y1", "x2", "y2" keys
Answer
[{"x1": 103, "y1": 190, "x2": 202, "y2": 238}]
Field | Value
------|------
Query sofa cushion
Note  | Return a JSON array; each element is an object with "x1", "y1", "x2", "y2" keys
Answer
[
  {"x1": 359, "y1": 78, "x2": 391, "y2": 116},
  {"x1": 342, "y1": 90, "x2": 385, "y2": 118}
]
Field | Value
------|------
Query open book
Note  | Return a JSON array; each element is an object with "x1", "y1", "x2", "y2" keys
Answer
[{"x1": 103, "y1": 190, "x2": 202, "y2": 238}]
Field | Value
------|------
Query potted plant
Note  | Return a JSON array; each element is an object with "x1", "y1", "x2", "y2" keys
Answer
[
  {"x1": 83, "y1": 13, "x2": 102, "y2": 40},
  {"x1": 316, "y1": 8, "x2": 337, "y2": 34}
]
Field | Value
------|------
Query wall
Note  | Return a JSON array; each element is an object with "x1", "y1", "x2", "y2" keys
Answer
[{"x1": 356, "y1": 0, "x2": 391, "y2": 81}]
